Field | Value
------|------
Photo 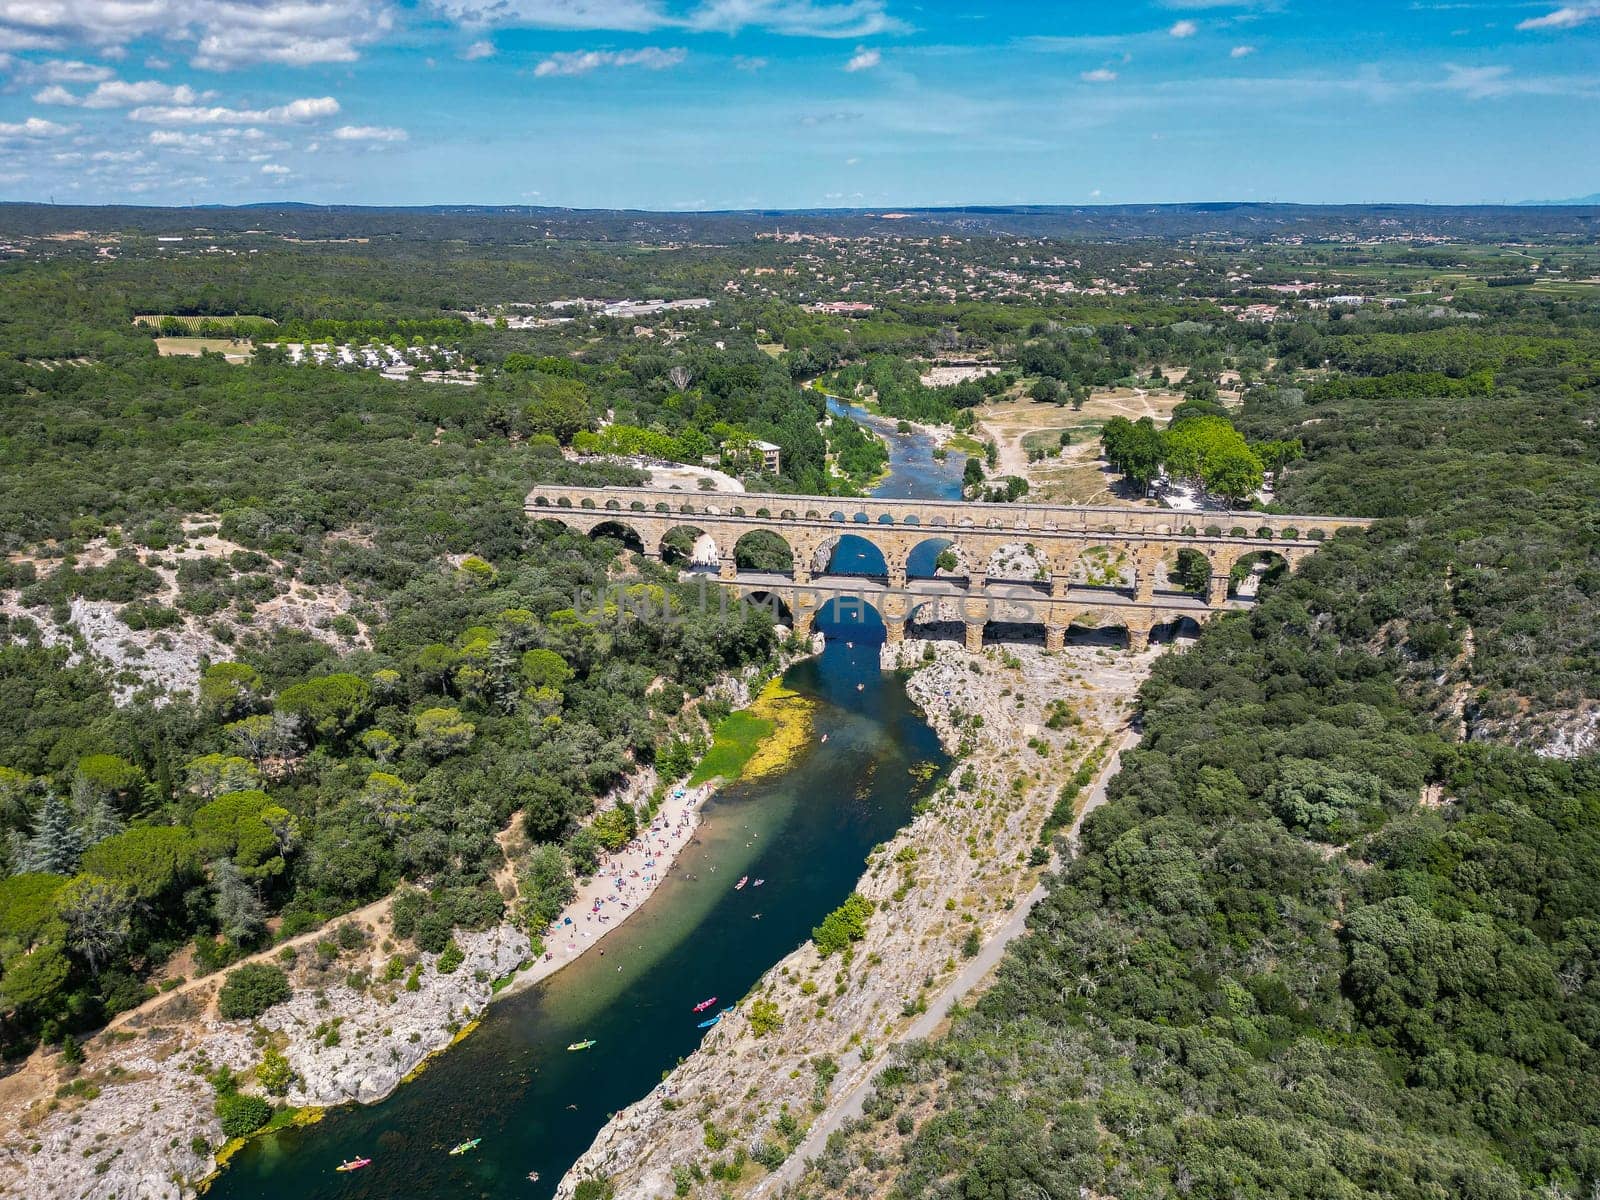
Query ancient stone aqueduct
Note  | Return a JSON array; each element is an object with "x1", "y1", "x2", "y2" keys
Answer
[{"x1": 527, "y1": 485, "x2": 1370, "y2": 652}]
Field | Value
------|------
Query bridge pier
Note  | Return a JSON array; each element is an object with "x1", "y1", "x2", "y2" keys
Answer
[
  {"x1": 1050, "y1": 572, "x2": 1072, "y2": 599},
  {"x1": 964, "y1": 621, "x2": 986, "y2": 653},
  {"x1": 887, "y1": 565, "x2": 906, "y2": 589},
  {"x1": 718, "y1": 559, "x2": 737, "y2": 581},
  {"x1": 1207, "y1": 574, "x2": 1230, "y2": 607},
  {"x1": 884, "y1": 617, "x2": 906, "y2": 645},
  {"x1": 1127, "y1": 624, "x2": 1151, "y2": 653},
  {"x1": 1045, "y1": 624, "x2": 1066, "y2": 652}
]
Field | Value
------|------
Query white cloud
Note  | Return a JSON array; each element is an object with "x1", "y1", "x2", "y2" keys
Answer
[
  {"x1": 1169, "y1": 19, "x2": 1198, "y2": 37},
  {"x1": 130, "y1": 96, "x2": 340, "y2": 125},
  {"x1": 0, "y1": 1, "x2": 393, "y2": 70},
  {"x1": 733, "y1": 54, "x2": 768, "y2": 70},
  {"x1": 39, "y1": 79, "x2": 210, "y2": 108},
  {"x1": 0, "y1": 115, "x2": 74, "y2": 140},
  {"x1": 684, "y1": 0, "x2": 904, "y2": 37},
  {"x1": 432, "y1": 0, "x2": 904, "y2": 38},
  {"x1": 1230, "y1": 44, "x2": 1255, "y2": 58},
  {"x1": 26, "y1": 58, "x2": 114, "y2": 83},
  {"x1": 533, "y1": 46, "x2": 686, "y2": 76},
  {"x1": 332, "y1": 124, "x2": 408, "y2": 141},
  {"x1": 1080, "y1": 68, "x2": 1118, "y2": 83},
  {"x1": 1517, "y1": 4, "x2": 1600, "y2": 30},
  {"x1": 261, "y1": 163, "x2": 291, "y2": 175},
  {"x1": 844, "y1": 45, "x2": 880, "y2": 71},
  {"x1": 460, "y1": 39, "x2": 496, "y2": 59}
]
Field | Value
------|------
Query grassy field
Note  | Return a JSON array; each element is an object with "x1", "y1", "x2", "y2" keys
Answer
[{"x1": 154, "y1": 336, "x2": 254, "y2": 363}]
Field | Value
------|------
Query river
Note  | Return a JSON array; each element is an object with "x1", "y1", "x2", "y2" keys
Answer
[{"x1": 207, "y1": 404, "x2": 962, "y2": 1200}]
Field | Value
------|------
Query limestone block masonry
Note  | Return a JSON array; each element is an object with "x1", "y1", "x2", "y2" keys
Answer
[{"x1": 527, "y1": 485, "x2": 1371, "y2": 650}]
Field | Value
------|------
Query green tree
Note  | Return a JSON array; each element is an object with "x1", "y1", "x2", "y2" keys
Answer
[
  {"x1": 81, "y1": 826, "x2": 200, "y2": 903},
  {"x1": 198, "y1": 662, "x2": 268, "y2": 720},
  {"x1": 518, "y1": 844, "x2": 575, "y2": 930},
  {"x1": 413, "y1": 707, "x2": 475, "y2": 758},
  {"x1": 275, "y1": 674, "x2": 371, "y2": 742},
  {"x1": 193, "y1": 791, "x2": 299, "y2": 881},
  {"x1": 217, "y1": 963, "x2": 292, "y2": 1020},
  {"x1": 19, "y1": 796, "x2": 83, "y2": 875}
]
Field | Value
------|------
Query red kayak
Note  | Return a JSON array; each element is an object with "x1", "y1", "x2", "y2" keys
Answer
[
  {"x1": 692, "y1": 996, "x2": 717, "y2": 1012},
  {"x1": 336, "y1": 1158, "x2": 371, "y2": 1173}
]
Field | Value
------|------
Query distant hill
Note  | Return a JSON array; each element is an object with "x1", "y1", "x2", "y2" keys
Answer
[
  {"x1": 2, "y1": 200, "x2": 1596, "y2": 243},
  {"x1": 1519, "y1": 192, "x2": 1600, "y2": 206}
]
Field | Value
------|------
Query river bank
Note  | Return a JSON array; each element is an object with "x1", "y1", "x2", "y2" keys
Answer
[
  {"x1": 554, "y1": 634, "x2": 1168, "y2": 1199},
  {"x1": 0, "y1": 655, "x2": 806, "y2": 1200}
]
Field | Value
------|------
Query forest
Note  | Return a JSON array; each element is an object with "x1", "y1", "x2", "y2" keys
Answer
[
  {"x1": 2, "y1": 217, "x2": 1598, "y2": 1200},
  {"x1": 802, "y1": 282, "x2": 1600, "y2": 1199}
]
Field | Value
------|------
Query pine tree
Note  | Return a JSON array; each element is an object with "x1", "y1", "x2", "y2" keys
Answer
[
  {"x1": 20, "y1": 795, "x2": 84, "y2": 875},
  {"x1": 78, "y1": 797, "x2": 124, "y2": 849},
  {"x1": 213, "y1": 858, "x2": 266, "y2": 946}
]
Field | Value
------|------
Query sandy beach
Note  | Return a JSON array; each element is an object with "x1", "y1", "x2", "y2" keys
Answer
[{"x1": 498, "y1": 780, "x2": 717, "y2": 999}]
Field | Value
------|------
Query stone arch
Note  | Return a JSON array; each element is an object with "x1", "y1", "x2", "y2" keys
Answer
[
  {"x1": 903, "y1": 514, "x2": 921, "y2": 526},
  {"x1": 779, "y1": 508, "x2": 797, "y2": 519},
  {"x1": 905, "y1": 597, "x2": 966, "y2": 644},
  {"x1": 532, "y1": 495, "x2": 552, "y2": 507},
  {"x1": 1151, "y1": 615, "x2": 1205, "y2": 645},
  {"x1": 629, "y1": 500, "x2": 646, "y2": 512},
  {"x1": 1152, "y1": 544, "x2": 1211, "y2": 596},
  {"x1": 1228, "y1": 549, "x2": 1290, "y2": 599},
  {"x1": 813, "y1": 595, "x2": 887, "y2": 643},
  {"x1": 1063, "y1": 609, "x2": 1136, "y2": 649},
  {"x1": 743, "y1": 590, "x2": 795, "y2": 630},
  {"x1": 659, "y1": 524, "x2": 718, "y2": 569},
  {"x1": 905, "y1": 535, "x2": 959, "y2": 581},
  {"x1": 851, "y1": 512, "x2": 870, "y2": 524},
  {"x1": 733, "y1": 529, "x2": 794, "y2": 574},
  {"x1": 580, "y1": 497, "x2": 597, "y2": 509},
  {"x1": 1069, "y1": 544, "x2": 1135, "y2": 592},
  {"x1": 817, "y1": 532, "x2": 889, "y2": 578},
  {"x1": 603, "y1": 498, "x2": 622, "y2": 511},
  {"x1": 587, "y1": 519, "x2": 646, "y2": 555},
  {"x1": 876, "y1": 513, "x2": 895, "y2": 525},
  {"x1": 828, "y1": 510, "x2": 847, "y2": 522},
  {"x1": 982, "y1": 540, "x2": 1050, "y2": 585}
]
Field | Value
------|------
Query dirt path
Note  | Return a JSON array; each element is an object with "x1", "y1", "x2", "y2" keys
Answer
[{"x1": 755, "y1": 724, "x2": 1143, "y2": 1197}]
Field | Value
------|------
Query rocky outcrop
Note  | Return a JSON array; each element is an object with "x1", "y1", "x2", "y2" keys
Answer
[
  {"x1": 556, "y1": 638, "x2": 1155, "y2": 1200},
  {"x1": 0, "y1": 924, "x2": 528, "y2": 1200}
]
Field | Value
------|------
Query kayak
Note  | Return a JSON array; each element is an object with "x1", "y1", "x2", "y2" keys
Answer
[
  {"x1": 752, "y1": 879, "x2": 765, "y2": 887},
  {"x1": 335, "y1": 1158, "x2": 371, "y2": 1172},
  {"x1": 735, "y1": 876, "x2": 748, "y2": 891},
  {"x1": 449, "y1": 1138, "x2": 481, "y2": 1156},
  {"x1": 692, "y1": 996, "x2": 717, "y2": 1012},
  {"x1": 697, "y1": 1014, "x2": 722, "y2": 1029},
  {"x1": 567, "y1": 1039, "x2": 597, "y2": 1051}
]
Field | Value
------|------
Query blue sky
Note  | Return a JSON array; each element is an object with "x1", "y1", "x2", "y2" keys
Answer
[{"x1": 0, "y1": 1, "x2": 1596, "y2": 208}]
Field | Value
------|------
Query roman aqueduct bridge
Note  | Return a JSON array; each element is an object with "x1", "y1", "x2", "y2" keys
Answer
[{"x1": 526, "y1": 485, "x2": 1370, "y2": 651}]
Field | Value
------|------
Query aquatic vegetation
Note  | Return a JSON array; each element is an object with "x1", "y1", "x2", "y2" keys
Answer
[{"x1": 690, "y1": 678, "x2": 816, "y2": 786}]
